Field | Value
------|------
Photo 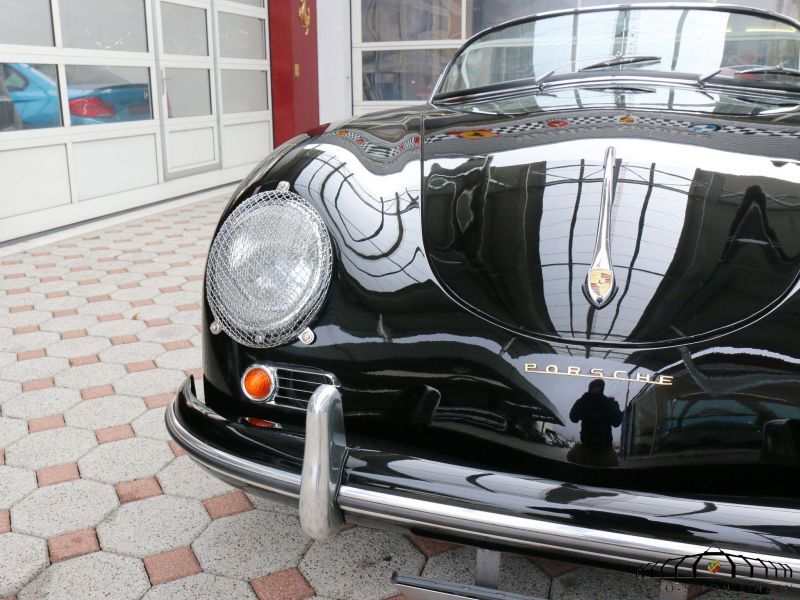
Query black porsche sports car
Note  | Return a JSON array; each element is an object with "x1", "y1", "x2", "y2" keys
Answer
[{"x1": 167, "y1": 4, "x2": 800, "y2": 598}]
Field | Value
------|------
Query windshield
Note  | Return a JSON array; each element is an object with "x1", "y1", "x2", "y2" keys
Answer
[{"x1": 436, "y1": 6, "x2": 800, "y2": 98}]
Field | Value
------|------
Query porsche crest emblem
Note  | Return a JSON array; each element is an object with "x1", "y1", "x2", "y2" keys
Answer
[{"x1": 589, "y1": 269, "x2": 613, "y2": 299}]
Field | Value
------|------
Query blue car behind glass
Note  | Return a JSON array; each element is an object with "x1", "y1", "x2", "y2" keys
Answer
[{"x1": 1, "y1": 63, "x2": 151, "y2": 129}]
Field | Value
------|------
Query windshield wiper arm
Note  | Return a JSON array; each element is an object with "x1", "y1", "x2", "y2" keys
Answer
[
  {"x1": 699, "y1": 63, "x2": 800, "y2": 86},
  {"x1": 578, "y1": 54, "x2": 662, "y2": 72}
]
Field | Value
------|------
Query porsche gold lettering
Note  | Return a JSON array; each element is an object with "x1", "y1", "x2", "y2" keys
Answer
[{"x1": 522, "y1": 364, "x2": 673, "y2": 386}]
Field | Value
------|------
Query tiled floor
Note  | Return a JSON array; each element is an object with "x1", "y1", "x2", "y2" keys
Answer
[{"x1": 0, "y1": 195, "x2": 764, "y2": 600}]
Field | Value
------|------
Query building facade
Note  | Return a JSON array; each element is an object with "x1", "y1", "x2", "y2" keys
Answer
[{"x1": 2, "y1": 0, "x2": 800, "y2": 241}]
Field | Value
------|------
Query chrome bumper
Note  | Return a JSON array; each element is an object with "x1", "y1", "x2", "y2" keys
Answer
[{"x1": 166, "y1": 378, "x2": 800, "y2": 593}]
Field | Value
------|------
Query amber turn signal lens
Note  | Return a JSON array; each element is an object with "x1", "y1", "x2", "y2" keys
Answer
[
  {"x1": 242, "y1": 366, "x2": 273, "y2": 401},
  {"x1": 245, "y1": 417, "x2": 281, "y2": 429}
]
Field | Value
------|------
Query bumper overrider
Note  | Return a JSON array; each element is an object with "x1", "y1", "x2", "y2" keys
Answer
[{"x1": 167, "y1": 376, "x2": 800, "y2": 595}]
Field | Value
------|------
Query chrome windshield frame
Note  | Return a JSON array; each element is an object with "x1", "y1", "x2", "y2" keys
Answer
[{"x1": 429, "y1": 2, "x2": 800, "y2": 104}]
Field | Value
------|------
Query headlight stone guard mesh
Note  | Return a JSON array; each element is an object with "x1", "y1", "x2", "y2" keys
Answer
[{"x1": 206, "y1": 189, "x2": 333, "y2": 348}]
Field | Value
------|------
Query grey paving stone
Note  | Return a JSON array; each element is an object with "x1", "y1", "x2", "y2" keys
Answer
[
  {"x1": 139, "y1": 275, "x2": 186, "y2": 289},
  {"x1": 142, "y1": 572, "x2": 257, "y2": 600},
  {"x1": 157, "y1": 455, "x2": 234, "y2": 500},
  {"x1": 97, "y1": 494, "x2": 209, "y2": 557},
  {"x1": 0, "y1": 293, "x2": 44, "y2": 308},
  {"x1": 0, "y1": 533, "x2": 49, "y2": 596},
  {"x1": 0, "y1": 310, "x2": 50, "y2": 329},
  {"x1": 18, "y1": 551, "x2": 149, "y2": 600},
  {"x1": 128, "y1": 304, "x2": 177, "y2": 321},
  {"x1": 300, "y1": 526, "x2": 425, "y2": 600},
  {"x1": 69, "y1": 283, "x2": 118, "y2": 298},
  {"x1": 154, "y1": 347, "x2": 201, "y2": 371},
  {"x1": 38, "y1": 314, "x2": 99, "y2": 333},
  {"x1": 194, "y1": 510, "x2": 310, "y2": 580},
  {"x1": 77, "y1": 300, "x2": 132, "y2": 316},
  {"x1": 100, "y1": 271, "x2": 145, "y2": 286},
  {"x1": 2, "y1": 387, "x2": 83, "y2": 420},
  {"x1": 46, "y1": 336, "x2": 111, "y2": 359},
  {"x1": 0, "y1": 415, "x2": 27, "y2": 448},
  {"x1": 114, "y1": 368, "x2": 186, "y2": 397},
  {"x1": 0, "y1": 330, "x2": 60, "y2": 354},
  {"x1": 128, "y1": 262, "x2": 172, "y2": 275},
  {"x1": 111, "y1": 286, "x2": 159, "y2": 301},
  {"x1": 65, "y1": 395, "x2": 146, "y2": 430},
  {"x1": 78, "y1": 437, "x2": 173, "y2": 483},
  {"x1": 0, "y1": 379, "x2": 21, "y2": 405},
  {"x1": 0, "y1": 465, "x2": 37, "y2": 509},
  {"x1": 12, "y1": 479, "x2": 118, "y2": 537},
  {"x1": 246, "y1": 492, "x2": 299, "y2": 516},
  {"x1": 550, "y1": 566, "x2": 661, "y2": 600},
  {"x1": 138, "y1": 323, "x2": 198, "y2": 344},
  {"x1": 0, "y1": 351, "x2": 15, "y2": 369},
  {"x1": 54, "y1": 362, "x2": 127, "y2": 389},
  {"x1": 98, "y1": 341, "x2": 166, "y2": 364},
  {"x1": 0, "y1": 356, "x2": 69, "y2": 383},
  {"x1": 34, "y1": 295, "x2": 87, "y2": 312},
  {"x1": 155, "y1": 291, "x2": 198, "y2": 306},
  {"x1": 87, "y1": 318, "x2": 146, "y2": 338},
  {"x1": 422, "y1": 547, "x2": 550, "y2": 598},
  {"x1": 5, "y1": 427, "x2": 97, "y2": 470},
  {"x1": 131, "y1": 407, "x2": 170, "y2": 440},
  {"x1": 30, "y1": 279, "x2": 78, "y2": 293}
]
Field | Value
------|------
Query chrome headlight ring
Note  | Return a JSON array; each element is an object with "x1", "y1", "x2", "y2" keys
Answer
[{"x1": 206, "y1": 188, "x2": 333, "y2": 348}]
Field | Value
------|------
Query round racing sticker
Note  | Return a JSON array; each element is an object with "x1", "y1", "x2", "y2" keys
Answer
[
  {"x1": 690, "y1": 123, "x2": 721, "y2": 133},
  {"x1": 618, "y1": 114, "x2": 638, "y2": 124},
  {"x1": 447, "y1": 129, "x2": 499, "y2": 139},
  {"x1": 547, "y1": 119, "x2": 570, "y2": 128}
]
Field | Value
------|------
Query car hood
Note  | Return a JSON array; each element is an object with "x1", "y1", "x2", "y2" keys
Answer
[{"x1": 421, "y1": 107, "x2": 800, "y2": 346}]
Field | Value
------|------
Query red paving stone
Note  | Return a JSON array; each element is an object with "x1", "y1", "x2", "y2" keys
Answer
[
  {"x1": 0, "y1": 510, "x2": 9, "y2": 534},
  {"x1": 159, "y1": 286, "x2": 182, "y2": 293},
  {"x1": 0, "y1": 450, "x2": 4, "y2": 466},
  {"x1": 7, "y1": 287, "x2": 29, "y2": 295},
  {"x1": 116, "y1": 477, "x2": 163, "y2": 503},
  {"x1": 185, "y1": 368, "x2": 202, "y2": 380},
  {"x1": 28, "y1": 414, "x2": 65, "y2": 432},
  {"x1": 130, "y1": 299, "x2": 154, "y2": 307},
  {"x1": 163, "y1": 340, "x2": 192, "y2": 351},
  {"x1": 110, "y1": 335, "x2": 138, "y2": 345},
  {"x1": 47, "y1": 529, "x2": 100, "y2": 563},
  {"x1": 17, "y1": 349, "x2": 46, "y2": 360},
  {"x1": 14, "y1": 325, "x2": 39, "y2": 335},
  {"x1": 69, "y1": 354, "x2": 99, "y2": 367},
  {"x1": 52, "y1": 309, "x2": 78, "y2": 317},
  {"x1": 169, "y1": 441, "x2": 188, "y2": 457},
  {"x1": 9, "y1": 305, "x2": 33, "y2": 313},
  {"x1": 145, "y1": 393, "x2": 173, "y2": 409},
  {"x1": 251, "y1": 568, "x2": 315, "y2": 600},
  {"x1": 145, "y1": 319, "x2": 170, "y2": 327},
  {"x1": 528, "y1": 557, "x2": 580, "y2": 578},
  {"x1": 406, "y1": 534, "x2": 459, "y2": 557},
  {"x1": 143, "y1": 547, "x2": 201, "y2": 585},
  {"x1": 37, "y1": 463, "x2": 80, "y2": 487},
  {"x1": 60, "y1": 329, "x2": 87, "y2": 340},
  {"x1": 176, "y1": 303, "x2": 199, "y2": 311},
  {"x1": 96, "y1": 424, "x2": 135, "y2": 444},
  {"x1": 125, "y1": 360, "x2": 156, "y2": 373},
  {"x1": 203, "y1": 491, "x2": 254, "y2": 519},
  {"x1": 45, "y1": 291, "x2": 68, "y2": 298},
  {"x1": 98, "y1": 313, "x2": 123, "y2": 322},
  {"x1": 22, "y1": 378, "x2": 54, "y2": 392},
  {"x1": 81, "y1": 384, "x2": 115, "y2": 400}
]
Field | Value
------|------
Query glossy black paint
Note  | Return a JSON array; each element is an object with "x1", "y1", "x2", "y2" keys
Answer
[{"x1": 201, "y1": 85, "x2": 800, "y2": 504}]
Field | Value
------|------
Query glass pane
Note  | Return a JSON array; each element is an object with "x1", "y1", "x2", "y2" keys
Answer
[
  {"x1": 65, "y1": 65, "x2": 152, "y2": 125},
  {"x1": 0, "y1": 0, "x2": 54, "y2": 46},
  {"x1": 468, "y1": 0, "x2": 572, "y2": 34},
  {"x1": 1, "y1": 63, "x2": 61, "y2": 131},
  {"x1": 218, "y1": 13, "x2": 266, "y2": 59},
  {"x1": 221, "y1": 70, "x2": 268, "y2": 113},
  {"x1": 60, "y1": 0, "x2": 147, "y2": 52},
  {"x1": 228, "y1": 0, "x2": 262, "y2": 6},
  {"x1": 361, "y1": 0, "x2": 461, "y2": 42},
  {"x1": 362, "y1": 49, "x2": 455, "y2": 101},
  {"x1": 166, "y1": 68, "x2": 211, "y2": 117},
  {"x1": 161, "y1": 3, "x2": 208, "y2": 56}
]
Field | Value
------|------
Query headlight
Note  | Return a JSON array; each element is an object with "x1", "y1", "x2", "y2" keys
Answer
[{"x1": 206, "y1": 188, "x2": 333, "y2": 348}]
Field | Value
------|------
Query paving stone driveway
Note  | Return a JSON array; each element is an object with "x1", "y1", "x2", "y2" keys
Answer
[{"x1": 0, "y1": 195, "x2": 759, "y2": 600}]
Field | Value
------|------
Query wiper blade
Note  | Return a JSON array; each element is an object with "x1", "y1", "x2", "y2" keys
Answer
[
  {"x1": 578, "y1": 54, "x2": 662, "y2": 72},
  {"x1": 699, "y1": 63, "x2": 800, "y2": 86}
]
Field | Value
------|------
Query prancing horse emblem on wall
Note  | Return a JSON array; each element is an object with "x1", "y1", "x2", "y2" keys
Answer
[{"x1": 584, "y1": 147, "x2": 618, "y2": 308}]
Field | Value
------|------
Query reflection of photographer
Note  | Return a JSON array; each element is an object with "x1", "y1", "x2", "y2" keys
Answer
[
  {"x1": 0, "y1": 67, "x2": 22, "y2": 131},
  {"x1": 567, "y1": 379, "x2": 622, "y2": 467}
]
